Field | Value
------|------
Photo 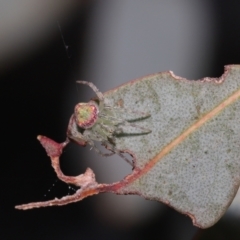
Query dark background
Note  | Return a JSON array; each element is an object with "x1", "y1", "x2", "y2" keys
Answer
[{"x1": 1, "y1": 1, "x2": 240, "y2": 239}]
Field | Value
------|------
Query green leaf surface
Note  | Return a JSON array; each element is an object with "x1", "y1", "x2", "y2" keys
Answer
[
  {"x1": 103, "y1": 65, "x2": 240, "y2": 228},
  {"x1": 16, "y1": 65, "x2": 240, "y2": 229}
]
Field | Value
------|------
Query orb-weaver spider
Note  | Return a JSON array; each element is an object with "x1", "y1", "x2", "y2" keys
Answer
[{"x1": 67, "y1": 81, "x2": 151, "y2": 165}]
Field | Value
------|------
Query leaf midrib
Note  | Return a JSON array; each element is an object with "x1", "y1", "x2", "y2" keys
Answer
[{"x1": 110, "y1": 86, "x2": 240, "y2": 190}]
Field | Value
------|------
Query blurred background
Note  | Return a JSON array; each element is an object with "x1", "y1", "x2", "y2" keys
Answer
[{"x1": 1, "y1": 0, "x2": 240, "y2": 239}]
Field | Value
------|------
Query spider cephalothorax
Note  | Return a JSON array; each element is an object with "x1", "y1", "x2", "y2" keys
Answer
[{"x1": 67, "y1": 81, "x2": 151, "y2": 165}]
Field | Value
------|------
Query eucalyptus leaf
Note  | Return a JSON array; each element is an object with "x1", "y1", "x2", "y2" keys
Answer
[
  {"x1": 16, "y1": 65, "x2": 240, "y2": 228},
  {"x1": 104, "y1": 65, "x2": 240, "y2": 228}
]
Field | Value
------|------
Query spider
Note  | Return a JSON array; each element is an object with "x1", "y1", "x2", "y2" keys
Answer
[{"x1": 67, "y1": 81, "x2": 151, "y2": 165}]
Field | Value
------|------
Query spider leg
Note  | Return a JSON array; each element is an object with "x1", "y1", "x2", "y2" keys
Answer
[
  {"x1": 87, "y1": 133, "x2": 133, "y2": 166},
  {"x1": 100, "y1": 140, "x2": 133, "y2": 166},
  {"x1": 85, "y1": 134, "x2": 115, "y2": 157},
  {"x1": 67, "y1": 115, "x2": 88, "y2": 146},
  {"x1": 91, "y1": 145, "x2": 115, "y2": 157},
  {"x1": 105, "y1": 105, "x2": 151, "y2": 119},
  {"x1": 98, "y1": 123, "x2": 115, "y2": 135},
  {"x1": 106, "y1": 144, "x2": 133, "y2": 166},
  {"x1": 100, "y1": 113, "x2": 151, "y2": 133},
  {"x1": 116, "y1": 151, "x2": 133, "y2": 166},
  {"x1": 76, "y1": 81, "x2": 104, "y2": 100},
  {"x1": 118, "y1": 120, "x2": 151, "y2": 133}
]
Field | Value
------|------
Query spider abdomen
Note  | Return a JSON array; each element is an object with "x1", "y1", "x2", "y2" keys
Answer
[{"x1": 74, "y1": 101, "x2": 99, "y2": 129}]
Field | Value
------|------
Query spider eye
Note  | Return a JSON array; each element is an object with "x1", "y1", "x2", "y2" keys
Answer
[{"x1": 74, "y1": 102, "x2": 98, "y2": 129}]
